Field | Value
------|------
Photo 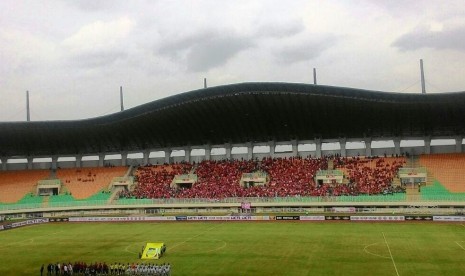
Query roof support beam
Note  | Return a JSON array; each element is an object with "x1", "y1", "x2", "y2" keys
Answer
[
  {"x1": 1, "y1": 157, "x2": 7, "y2": 171},
  {"x1": 365, "y1": 138, "x2": 372, "y2": 157},
  {"x1": 424, "y1": 136, "x2": 431, "y2": 154},
  {"x1": 75, "y1": 155, "x2": 82, "y2": 168},
  {"x1": 340, "y1": 138, "x2": 347, "y2": 157},
  {"x1": 456, "y1": 136, "x2": 463, "y2": 153},
  {"x1": 205, "y1": 144, "x2": 211, "y2": 161},
  {"x1": 247, "y1": 142, "x2": 253, "y2": 160},
  {"x1": 165, "y1": 149, "x2": 171, "y2": 164},
  {"x1": 315, "y1": 139, "x2": 322, "y2": 158},
  {"x1": 121, "y1": 152, "x2": 128, "y2": 166}
]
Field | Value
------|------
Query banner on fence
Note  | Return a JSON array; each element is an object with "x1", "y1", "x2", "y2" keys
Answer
[
  {"x1": 68, "y1": 216, "x2": 175, "y2": 222},
  {"x1": 275, "y1": 216, "x2": 300, "y2": 220},
  {"x1": 186, "y1": 215, "x2": 269, "y2": 221},
  {"x1": 350, "y1": 216, "x2": 404, "y2": 221},
  {"x1": 433, "y1": 216, "x2": 465, "y2": 222},
  {"x1": 325, "y1": 216, "x2": 350, "y2": 221},
  {"x1": 49, "y1": 218, "x2": 69, "y2": 222},
  {"x1": 404, "y1": 216, "x2": 433, "y2": 221},
  {"x1": 299, "y1": 216, "x2": 326, "y2": 221},
  {"x1": 331, "y1": 207, "x2": 356, "y2": 213}
]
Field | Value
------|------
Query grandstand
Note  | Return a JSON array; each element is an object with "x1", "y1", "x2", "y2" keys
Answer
[{"x1": 1, "y1": 82, "x2": 465, "y2": 216}]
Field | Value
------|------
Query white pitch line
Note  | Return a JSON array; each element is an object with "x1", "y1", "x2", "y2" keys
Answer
[
  {"x1": 202, "y1": 239, "x2": 228, "y2": 254},
  {"x1": 382, "y1": 232, "x2": 400, "y2": 276},
  {"x1": 170, "y1": 223, "x2": 224, "y2": 252},
  {"x1": 455, "y1": 241, "x2": 465, "y2": 251},
  {"x1": 124, "y1": 243, "x2": 140, "y2": 254},
  {"x1": 0, "y1": 231, "x2": 63, "y2": 250},
  {"x1": 363, "y1": 242, "x2": 390, "y2": 259}
]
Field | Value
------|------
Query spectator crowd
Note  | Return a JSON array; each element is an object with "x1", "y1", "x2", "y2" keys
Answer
[{"x1": 118, "y1": 156, "x2": 406, "y2": 200}]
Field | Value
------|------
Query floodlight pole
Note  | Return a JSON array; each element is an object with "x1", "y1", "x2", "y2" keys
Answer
[
  {"x1": 26, "y1": 90, "x2": 30, "y2": 122},
  {"x1": 313, "y1": 68, "x2": 317, "y2": 85},
  {"x1": 120, "y1": 86, "x2": 124, "y2": 111},
  {"x1": 420, "y1": 59, "x2": 426, "y2": 94},
  {"x1": 204, "y1": 78, "x2": 207, "y2": 89}
]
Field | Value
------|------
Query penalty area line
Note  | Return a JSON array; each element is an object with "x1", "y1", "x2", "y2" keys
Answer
[
  {"x1": 455, "y1": 241, "x2": 465, "y2": 251},
  {"x1": 382, "y1": 232, "x2": 400, "y2": 276}
]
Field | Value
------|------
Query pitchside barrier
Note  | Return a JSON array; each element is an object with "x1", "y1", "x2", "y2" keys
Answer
[
  {"x1": 0, "y1": 218, "x2": 49, "y2": 231},
  {"x1": 3, "y1": 216, "x2": 465, "y2": 232}
]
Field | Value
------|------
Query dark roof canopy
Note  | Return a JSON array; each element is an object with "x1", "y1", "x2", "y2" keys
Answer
[{"x1": 1, "y1": 82, "x2": 465, "y2": 157}]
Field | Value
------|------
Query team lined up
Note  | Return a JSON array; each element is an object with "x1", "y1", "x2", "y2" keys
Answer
[{"x1": 43, "y1": 262, "x2": 170, "y2": 276}]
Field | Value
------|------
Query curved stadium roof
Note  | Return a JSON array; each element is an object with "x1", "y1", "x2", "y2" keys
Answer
[{"x1": 1, "y1": 82, "x2": 465, "y2": 157}]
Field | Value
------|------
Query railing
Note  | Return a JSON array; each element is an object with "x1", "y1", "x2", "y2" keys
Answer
[
  {"x1": 398, "y1": 167, "x2": 427, "y2": 174},
  {"x1": 242, "y1": 172, "x2": 267, "y2": 179},
  {"x1": 37, "y1": 179, "x2": 62, "y2": 186},
  {"x1": 173, "y1": 174, "x2": 198, "y2": 182},
  {"x1": 315, "y1": 170, "x2": 344, "y2": 177},
  {"x1": 4, "y1": 194, "x2": 465, "y2": 212}
]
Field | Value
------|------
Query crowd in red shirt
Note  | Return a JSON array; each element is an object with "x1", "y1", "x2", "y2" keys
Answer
[
  {"x1": 119, "y1": 156, "x2": 405, "y2": 200},
  {"x1": 333, "y1": 156, "x2": 406, "y2": 195}
]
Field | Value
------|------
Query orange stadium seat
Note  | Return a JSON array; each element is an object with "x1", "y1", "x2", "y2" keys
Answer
[
  {"x1": 56, "y1": 166, "x2": 128, "y2": 199},
  {"x1": 420, "y1": 153, "x2": 465, "y2": 192},
  {"x1": 0, "y1": 170, "x2": 49, "y2": 203}
]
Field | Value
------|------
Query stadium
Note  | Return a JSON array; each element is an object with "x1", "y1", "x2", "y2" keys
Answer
[{"x1": 2, "y1": 82, "x2": 465, "y2": 275}]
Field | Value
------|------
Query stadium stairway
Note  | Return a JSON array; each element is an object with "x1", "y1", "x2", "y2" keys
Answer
[
  {"x1": 108, "y1": 186, "x2": 124, "y2": 204},
  {"x1": 41, "y1": 196, "x2": 49, "y2": 208},
  {"x1": 391, "y1": 176, "x2": 401, "y2": 187},
  {"x1": 406, "y1": 186, "x2": 420, "y2": 201},
  {"x1": 189, "y1": 163, "x2": 198, "y2": 174},
  {"x1": 327, "y1": 159, "x2": 334, "y2": 170}
]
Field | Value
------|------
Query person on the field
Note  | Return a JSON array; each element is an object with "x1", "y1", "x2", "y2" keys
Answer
[{"x1": 40, "y1": 264, "x2": 44, "y2": 276}]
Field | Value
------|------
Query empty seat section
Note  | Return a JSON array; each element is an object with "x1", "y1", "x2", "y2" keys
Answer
[
  {"x1": 0, "y1": 170, "x2": 49, "y2": 203},
  {"x1": 420, "y1": 153, "x2": 465, "y2": 192},
  {"x1": 56, "y1": 167, "x2": 128, "y2": 199}
]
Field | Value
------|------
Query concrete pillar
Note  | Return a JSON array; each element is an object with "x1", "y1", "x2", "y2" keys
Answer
[
  {"x1": 184, "y1": 147, "x2": 191, "y2": 163},
  {"x1": 365, "y1": 138, "x2": 372, "y2": 157},
  {"x1": 98, "y1": 153, "x2": 105, "y2": 167},
  {"x1": 424, "y1": 136, "x2": 431, "y2": 154},
  {"x1": 205, "y1": 145, "x2": 211, "y2": 161},
  {"x1": 315, "y1": 139, "x2": 322, "y2": 158},
  {"x1": 247, "y1": 142, "x2": 253, "y2": 160},
  {"x1": 121, "y1": 152, "x2": 128, "y2": 166},
  {"x1": 291, "y1": 140, "x2": 298, "y2": 157},
  {"x1": 143, "y1": 150, "x2": 150, "y2": 165},
  {"x1": 340, "y1": 138, "x2": 347, "y2": 157},
  {"x1": 51, "y1": 156, "x2": 58, "y2": 170},
  {"x1": 164, "y1": 149, "x2": 171, "y2": 164},
  {"x1": 456, "y1": 137, "x2": 463, "y2": 153},
  {"x1": 1, "y1": 157, "x2": 7, "y2": 171},
  {"x1": 225, "y1": 143, "x2": 232, "y2": 160},
  {"x1": 269, "y1": 141, "x2": 275, "y2": 158},
  {"x1": 394, "y1": 138, "x2": 401, "y2": 156},
  {"x1": 27, "y1": 157, "x2": 33, "y2": 170},
  {"x1": 75, "y1": 155, "x2": 82, "y2": 168}
]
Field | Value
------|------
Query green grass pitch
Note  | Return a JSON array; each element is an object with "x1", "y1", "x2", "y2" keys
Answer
[{"x1": 1, "y1": 222, "x2": 465, "y2": 275}]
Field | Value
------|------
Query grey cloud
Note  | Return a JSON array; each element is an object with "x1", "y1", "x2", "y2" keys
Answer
[
  {"x1": 66, "y1": 0, "x2": 122, "y2": 11},
  {"x1": 275, "y1": 36, "x2": 338, "y2": 64},
  {"x1": 68, "y1": 50, "x2": 128, "y2": 68},
  {"x1": 256, "y1": 20, "x2": 305, "y2": 39},
  {"x1": 393, "y1": 26, "x2": 465, "y2": 51},
  {"x1": 158, "y1": 30, "x2": 253, "y2": 72},
  {"x1": 186, "y1": 36, "x2": 252, "y2": 72}
]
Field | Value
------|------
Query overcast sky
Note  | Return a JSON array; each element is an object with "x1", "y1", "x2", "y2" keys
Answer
[{"x1": 1, "y1": 0, "x2": 465, "y2": 122}]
